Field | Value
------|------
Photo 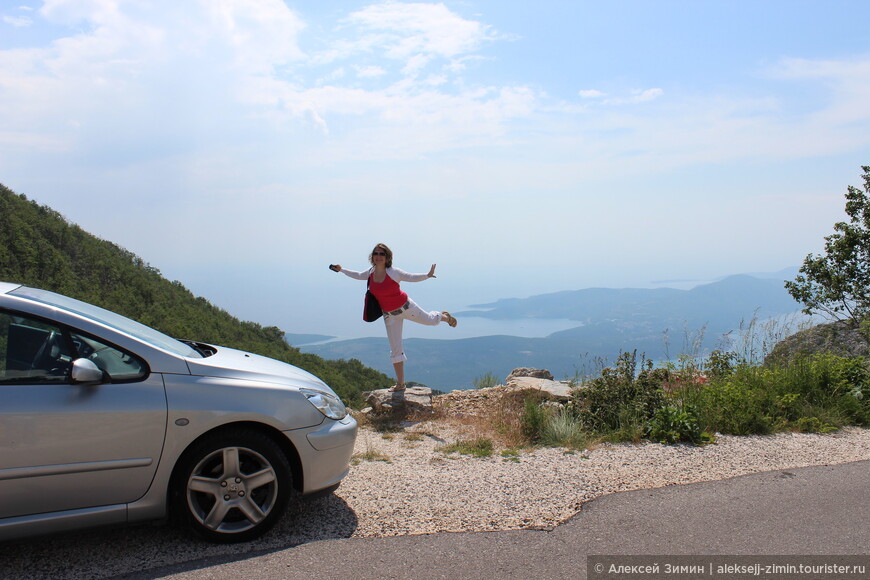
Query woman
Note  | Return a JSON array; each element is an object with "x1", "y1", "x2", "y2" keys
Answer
[{"x1": 330, "y1": 243, "x2": 457, "y2": 392}]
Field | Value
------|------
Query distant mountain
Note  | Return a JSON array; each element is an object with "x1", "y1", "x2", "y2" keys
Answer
[
  {"x1": 460, "y1": 274, "x2": 798, "y2": 328},
  {"x1": 301, "y1": 274, "x2": 804, "y2": 390}
]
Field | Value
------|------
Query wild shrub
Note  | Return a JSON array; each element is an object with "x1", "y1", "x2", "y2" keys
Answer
[
  {"x1": 478, "y1": 388, "x2": 549, "y2": 447},
  {"x1": 685, "y1": 353, "x2": 869, "y2": 435},
  {"x1": 540, "y1": 406, "x2": 590, "y2": 449},
  {"x1": 471, "y1": 350, "x2": 868, "y2": 450},
  {"x1": 521, "y1": 396, "x2": 550, "y2": 443},
  {"x1": 572, "y1": 351, "x2": 666, "y2": 435},
  {"x1": 645, "y1": 405, "x2": 713, "y2": 445}
]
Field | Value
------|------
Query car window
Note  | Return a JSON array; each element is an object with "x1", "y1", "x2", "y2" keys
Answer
[
  {"x1": 69, "y1": 330, "x2": 148, "y2": 382},
  {"x1": 0, "y1": 312, "x2": 73, "y2": 383},
  {"x1": 0, "y1": 311, "x2": 148, "y2": 384},
  {"x1": 9, "y1": 286, "x2": 201, "y2": 358}
]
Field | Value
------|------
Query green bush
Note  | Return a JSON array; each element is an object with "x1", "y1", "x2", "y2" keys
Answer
[
  {"x1": 500, "y1": 350, "x2": 867, "y2": 450},
  {"x1": 521, "y1": 396, "x2": 550, "y2": 443},
  {"x1": 688, "y1": 353, "x2": 869, "y2": 435},
  {"x1": 541, "y1": 406, "x2": 589, "y2": 448},
  {"x1": 645, "y1": 406, "x2": 713, "y2": 445},
  {"x1": 572, "y1": 351, "x2": 666, "y2": 435}
]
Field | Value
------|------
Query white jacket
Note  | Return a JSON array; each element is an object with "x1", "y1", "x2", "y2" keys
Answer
[{"x1": 340, "y1": 266, "x2": 430, "y2": 283}]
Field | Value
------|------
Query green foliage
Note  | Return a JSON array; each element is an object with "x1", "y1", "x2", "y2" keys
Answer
[
  {"x1": 500, "y1": 448, "x2": 521, "y2": 463},
  {"x1": 473, "y1": 371, "x2": 499, "y2": 389},
  {"x1": 520, "y1": 396, "x2": 549, "y2": 443},
  {"x1": 0, "y1": 184, "x2": 389, "y2": 406},
  {"x1": 438, "y1": 437, "x2": 494, "y2": 458},
  {"x1": 705, "y1": 349, "x2": 736, "y2": 380},
  {"x1": 542, "y1": 348, "x2": 870, "y2": 447},
  {"x1": 572, "y1": 351, "x2": 666, "y2": 435},
  {"x1": 687, "y1": 353, "x2": 869, "y2": 435},
  {"x1": 645, "y1": 406, "x2": 713, "y2": 445},
  {"x1": 786, "y1": 166, "x2": 870, "y2": 327},
  {"x1": 540, "y1": 405, "x2": 589, "y2": 449}
]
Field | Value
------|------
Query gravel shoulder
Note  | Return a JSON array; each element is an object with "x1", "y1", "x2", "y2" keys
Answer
[
  {"x1": 3, "y1": 417, "x2": 869, "y2": 580},
  {"x1": 340, "y1": 422, "x2": 870, "y2": 537}
]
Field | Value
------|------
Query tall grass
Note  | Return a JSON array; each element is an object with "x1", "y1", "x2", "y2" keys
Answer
[{"x1": 473, "y1": 371, "x2": 499, "y2": 389}]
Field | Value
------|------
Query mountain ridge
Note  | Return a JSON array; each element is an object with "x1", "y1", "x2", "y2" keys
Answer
[{"x1": 301, "y1": 274, "x2": 805, "y2": 389}]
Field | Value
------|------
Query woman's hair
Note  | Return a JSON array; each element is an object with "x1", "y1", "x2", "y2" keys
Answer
[{"x1": 369, "y1": 243, "x2": 393, "y2": 268}]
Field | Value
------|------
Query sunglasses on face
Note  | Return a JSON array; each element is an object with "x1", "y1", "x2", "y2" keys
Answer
[{"x1": 372, "y1": 251, "x2": 387, "y2": 256}]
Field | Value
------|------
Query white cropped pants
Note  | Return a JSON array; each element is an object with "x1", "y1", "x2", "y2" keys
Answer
[{"x1": 383, "y1": 298, "x2": 443, "y2": 363}]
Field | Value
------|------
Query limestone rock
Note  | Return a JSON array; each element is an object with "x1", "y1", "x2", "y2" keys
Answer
[
  {"x1": 362, "y1": 386, "x2": 434, "y2": 414},
  {"x1": 505, "y1": 375, "x2": 573, "y2": 400},
  {"x1": 506, "y1": 367, "x2": 554, "y2": 381},
  {"x1": 765, "y1": 320, "x2": 869, "y2": 365}
]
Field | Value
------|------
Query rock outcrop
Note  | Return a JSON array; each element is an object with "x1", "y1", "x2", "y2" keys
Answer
[
  {"x1": 361, "y1": 368, "x2": 575, "y2": 417},
  {"x1": 504, "y1": 376, "x2": 573, "y2": 399},
  {"x1": 504, "y1": 370, "x2": 573, "y2": 400},
  {"x1": 765, "y1": 320, "x2": 869, "y2": 365},
  {"x1": 361, "y1": 386, "x2": 434, "y2": 414},
  {"x1": 506, "y1": 367, "x2": 554, "y2": 381}
]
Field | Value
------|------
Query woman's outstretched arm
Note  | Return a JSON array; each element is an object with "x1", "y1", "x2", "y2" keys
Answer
[
  {"x1": 332, "y1": 265, "x2": 372, "y2": 280},
  {"x1": 387, "y1": 265, "x2": 437, "y2": 283}
]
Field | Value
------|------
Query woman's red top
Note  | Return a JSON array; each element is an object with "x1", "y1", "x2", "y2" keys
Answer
[{"x1": 369, "y1": 274, "x2": 408, "y2": 311}]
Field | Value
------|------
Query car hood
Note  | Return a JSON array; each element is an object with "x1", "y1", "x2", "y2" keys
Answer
[{"x1": 185, "y1": 345, "x2": 336, "y2": 395}]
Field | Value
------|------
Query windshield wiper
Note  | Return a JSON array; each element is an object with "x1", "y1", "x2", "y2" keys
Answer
[{"x1": 178, "y1": 340, "x2": 217, "y2": 358}]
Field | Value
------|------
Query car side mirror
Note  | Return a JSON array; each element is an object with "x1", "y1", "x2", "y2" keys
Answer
[{"x1": 71, "y1": 358, "x2": 106, "y2": 384}]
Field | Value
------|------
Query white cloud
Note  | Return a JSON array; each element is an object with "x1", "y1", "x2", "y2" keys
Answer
[
  {"x1": 315, "y1": 1, "x2": 500, "y2": 87},
  {"x1": 345, "y1": 2, "x2": 495, "y2": 59},
  {"x1": 603, "y1": 87, "x2": 664, "y2": 105},
  {"x1": 39, "y1": 0, "x2": 119, "y2": 26},
  {"x1": 355, "y1": 64, "x2": 386, "y2": 78},
  {"x1": 3, "y1": 2, "x2": 870, "y2": 207},
  {"x1": 769, "y1": 56, "x2": 870, "y2": 126},
  {"x1": 3, "y1": 15, "x2": 33, "y2": 27}
]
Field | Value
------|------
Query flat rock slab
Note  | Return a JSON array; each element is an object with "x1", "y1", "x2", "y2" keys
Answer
[
  {"x1": 363, "y1": 386, "x2": 434, "y2": 413},
  {"x1": 505, "y1": 376, "x2": 573, "y2": 399}
]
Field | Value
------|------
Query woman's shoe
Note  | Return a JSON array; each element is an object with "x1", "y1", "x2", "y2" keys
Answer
[
  {"x1": 442, "y1": 311, "x2": 458, "y2": 327},
  {"x1": 388, "y1": 384, "x2": 406, "y2": 392}
]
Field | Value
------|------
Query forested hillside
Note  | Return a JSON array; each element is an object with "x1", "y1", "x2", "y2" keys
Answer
[{"x1": 0, "y1": 183, "x2": 388, "y2": 405}]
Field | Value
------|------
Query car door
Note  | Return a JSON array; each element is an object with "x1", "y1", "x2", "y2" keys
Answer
[{"x1": 0, "y1": 311, "x2": 168, "y2": 519}]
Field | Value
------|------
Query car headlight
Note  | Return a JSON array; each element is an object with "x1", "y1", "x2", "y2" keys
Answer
[{"x1": 301, "y1": 388, "x2": 347, "y2": 420}]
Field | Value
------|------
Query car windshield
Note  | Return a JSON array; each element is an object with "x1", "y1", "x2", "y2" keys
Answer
[{"x1": 10, "y1": 287, "x2": 201, "y2": 358}]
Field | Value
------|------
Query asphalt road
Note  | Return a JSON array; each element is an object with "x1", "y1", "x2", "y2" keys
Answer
[{"x1": 133, "y1": 460, "x2": 869, "y2": 580}]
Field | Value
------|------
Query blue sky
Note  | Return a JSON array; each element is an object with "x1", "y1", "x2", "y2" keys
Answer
[{"x1": 2, "y1": 0, "x2": 869, "y2": 340}]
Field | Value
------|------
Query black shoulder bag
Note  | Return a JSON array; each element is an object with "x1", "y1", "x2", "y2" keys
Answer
[{"x1": 363, "y1": 276, "x2": 383, "y2": 322}]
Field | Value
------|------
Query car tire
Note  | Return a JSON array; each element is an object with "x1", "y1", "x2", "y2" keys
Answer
[{"x1": 171, "y1": 429, "x2": 294, "y2": 543}]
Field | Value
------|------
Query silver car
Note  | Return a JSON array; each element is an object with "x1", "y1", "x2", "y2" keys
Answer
[{"x1": 0, "y1": 282, "x2": 357, "y2": 543}]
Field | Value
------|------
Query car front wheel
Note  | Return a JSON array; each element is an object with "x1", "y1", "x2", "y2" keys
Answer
[{"x1": 172, "y1": 429, "x2": 294, "y2": 543}]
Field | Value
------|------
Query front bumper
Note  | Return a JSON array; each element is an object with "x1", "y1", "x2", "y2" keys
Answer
[{"x1": 285, "y1": 414, "x2": 358, "y2": 495}]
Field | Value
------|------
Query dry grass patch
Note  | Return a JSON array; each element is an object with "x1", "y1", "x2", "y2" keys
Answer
[
  {"x1": 436, "y1": 437, "x2": 494, "y2": 458},
  {"x1": 351, "y1": 437, "x2": 391, "y2": 465}
]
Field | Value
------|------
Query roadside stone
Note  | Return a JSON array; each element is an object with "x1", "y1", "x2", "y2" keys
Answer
[
  {"x1": 506, "y1": 367, "x2": 554, "y2": 381},
  {"x1": 505, "y1": 376, "x2": 573, "y2": 400},
  {"x1": 363, "y1": 386, "x2": 434, "y2": 414}
]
